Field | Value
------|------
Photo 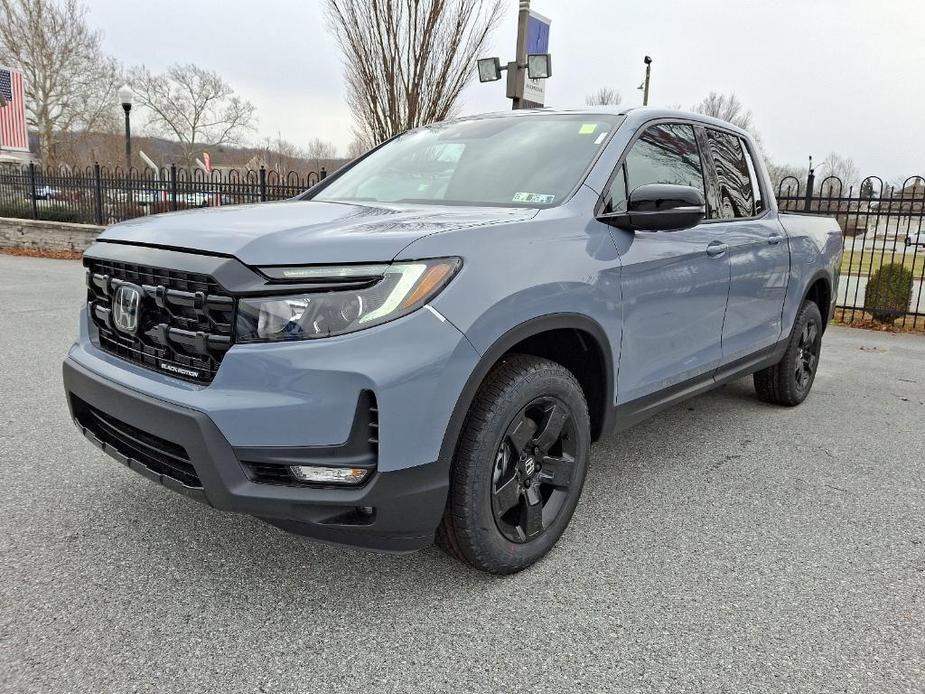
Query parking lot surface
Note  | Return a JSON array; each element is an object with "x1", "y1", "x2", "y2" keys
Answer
[{"x1": 1, "y1": 253, "x2": 923, "y2": 693}]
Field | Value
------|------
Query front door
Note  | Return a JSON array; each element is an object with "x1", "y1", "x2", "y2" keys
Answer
[{"x1": 603, "y1": 122, "x2": 731, "y2": 404}]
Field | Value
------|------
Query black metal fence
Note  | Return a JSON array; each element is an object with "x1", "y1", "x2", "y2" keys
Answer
[
  {"x1": 778, "y1": 173, "x2": 924, "y2": 329},
  {"x1": 0, "y1": 163, "x2": 326, "y2": 226},
  {"x1": 1, "y1": 161, "x2": 922, "y2": 328}
]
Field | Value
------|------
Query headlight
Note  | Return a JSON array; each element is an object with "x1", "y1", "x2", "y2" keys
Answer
[{"x1": 236, "y1": 257, "x2": 461, "y2": 342}]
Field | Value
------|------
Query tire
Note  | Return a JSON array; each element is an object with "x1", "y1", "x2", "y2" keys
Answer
[
  {"x1": 754, "y1": 300, "x2": 823, "y2": 406},
  {"x1": 437, "y1": 354, "x2": 591, "y2": 574}
]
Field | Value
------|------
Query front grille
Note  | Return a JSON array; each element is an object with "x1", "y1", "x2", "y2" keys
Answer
[
  {"x1": 73, "y1": 396, "x2": 201, "y2": 488},
  {"x1": 85, "y1": 258, "x2": 234, "y2": 384}
]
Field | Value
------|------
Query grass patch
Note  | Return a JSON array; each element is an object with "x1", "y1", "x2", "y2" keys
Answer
[
  {"x1": 0, "y1": 202, "x2": 95, "y2": 225},
  {"x1": 840, "y1": 248, "x2": 924, "y2": 276}
]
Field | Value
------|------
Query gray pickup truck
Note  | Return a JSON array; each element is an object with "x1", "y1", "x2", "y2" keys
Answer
[{"x1": 63, "y1": 107, "x2": 842, "y2": 574}]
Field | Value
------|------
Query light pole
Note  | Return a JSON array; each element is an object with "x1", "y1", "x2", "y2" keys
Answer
[
  {"x1": 511, "y1": 0, "x2": 531, "y2": 110},
  {"x1": 118, "y1": 85, "x2": 133, "y2": 171},
  {"x1": 642, "y1": 56, "x2": 652, "y2": 106},
  {"x1": 475, "y1": 1, "x2": 551, "y2": 109}
]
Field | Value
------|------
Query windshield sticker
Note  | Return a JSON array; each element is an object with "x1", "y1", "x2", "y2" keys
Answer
[
  {"x1": 513, "y1": 192, "x2": 555, "y2": 204},
  {"x1": 579, "y1": 123, "x2": 598, "y2": 134},
  {"x1": 594, "y1": 131, "x2": 608, "y2": 145}
]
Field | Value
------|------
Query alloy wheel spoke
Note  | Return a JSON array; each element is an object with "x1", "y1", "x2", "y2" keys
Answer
[
  {"x1": 806, "y1": 322, "x2": 818, "y2": 346},
  {"x1": 521, "y1": 489, "x2": 543, "y2": 538},
  {"x1": 539, "y1": 454, "x2": 574, "y2": 488},
  {"x1": 507, "y1": 415, "x2": 537, "y2": 457},
  {"x1": 534, "y1": 403, "x2": 568, "y2": 452},
  {"x1": 493, "y1": 475, "x2": 521, "y2": 516}
]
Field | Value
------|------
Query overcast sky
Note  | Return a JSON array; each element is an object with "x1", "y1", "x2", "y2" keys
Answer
[{"x1": 88, "y1": 0, "x2": 924, "y2": 178}]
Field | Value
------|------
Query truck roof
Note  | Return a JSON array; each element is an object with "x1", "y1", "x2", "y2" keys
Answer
[{"x1": 451, "y1": 106, "x2": 752, "y2": 139}]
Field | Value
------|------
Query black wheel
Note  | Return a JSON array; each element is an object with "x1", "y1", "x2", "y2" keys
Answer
[
  {"x1": 754, "y1": 300, "x2": 823, "y2": 406},
  {"x1": 437, "y1": 355, "x2": 591, "y2": 574}
]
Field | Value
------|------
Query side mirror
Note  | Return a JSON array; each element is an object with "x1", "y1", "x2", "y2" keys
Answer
[{"x1": 599, "y1": 183, "x2": 705, "y2": 232}]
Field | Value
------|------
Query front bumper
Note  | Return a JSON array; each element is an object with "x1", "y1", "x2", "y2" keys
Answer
[{"x1": 63, "y1": 358, "x2": 449, "y2": 551}]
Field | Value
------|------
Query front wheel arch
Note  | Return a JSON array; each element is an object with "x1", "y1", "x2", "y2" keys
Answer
[{"x1": 437, "y1": 313, "x2": 616, "y2": 473}]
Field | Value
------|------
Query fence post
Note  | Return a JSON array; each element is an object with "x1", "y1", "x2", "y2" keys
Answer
[
  {"x1": 169, "y1": 164, "x2": 178, "y2": 211},
  {"x1": 28, "y1": 162, "x2": 38, "y2": 220},
  {"x1": 320, "y1": 167, "x2": 327, "y2": 180},
  {"x1": 259, "y1": 166, "x2": 267, "y2": 202},
  {"x1": 93, "y1": 163, "x2": 104, "y2": 226},
  {"x1": 803, "y1": 165, "x2": 815, "y2": 213}
]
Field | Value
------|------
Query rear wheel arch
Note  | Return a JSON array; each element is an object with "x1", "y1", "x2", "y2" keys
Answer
[
  {"x1": 803, "y1": 273, "x2": 833, "y2": 326},
  {"x1": 437, "y1": 314, "x2": 616, "y2": 470}
]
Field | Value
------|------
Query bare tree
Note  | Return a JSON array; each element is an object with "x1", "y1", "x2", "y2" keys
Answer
[
  {"x1": 127, "y1": 63, "x2": 256, "y2": 165},
  {"x1": 304, "y1": 137, "x2": 337, "y2": 172},
  {"x1": 691, "y1": 92, "x2": 754, "y2": 132},
  {"x1": 306, "y1": 137, "x2": 337, "y2": 160},
  {"x1": 346, "y1": 138, "x2": 370, "y2": 159},
  {"x1": 256, "y1": 135, "x2": 308, "y2": 173},
  {"x1": 0, "y1": 0, "x2": 121, "y2": 160},
  {"x1": 326, "y1": 0, "x2": 504, "y2": 146},
  {"x1": 585, "y1": 87, "x2": 622, "y2": 107},
  {"x1": 817, "y1": 152, "x2": 859, "y2": 193},
  {"x1": 765, "y1": 160, "x2": 807, "y2": 195}
]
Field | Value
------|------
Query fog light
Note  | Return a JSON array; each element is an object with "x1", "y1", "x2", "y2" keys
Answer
[{"x1": 289, "y1": 465, "x2": 370, "y2": 485}]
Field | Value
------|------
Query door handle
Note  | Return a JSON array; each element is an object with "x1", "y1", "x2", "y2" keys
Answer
[
  {"x1": 706, "y1": 241, "x2": 728, "y2": 257},
  {"x1": 768, "y1": 233, "x2": 783, "y2": 245}
]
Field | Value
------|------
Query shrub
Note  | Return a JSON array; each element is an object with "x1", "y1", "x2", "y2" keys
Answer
[
  {"x1": 0, "y1": 202, "x2": 32, "y2": 219},
  {"x1": 0, "y1": 201, "x2": 92, "y2": 224},
  {"x1": 864, "y1": 263, "x2": 914, "y2": 323}
]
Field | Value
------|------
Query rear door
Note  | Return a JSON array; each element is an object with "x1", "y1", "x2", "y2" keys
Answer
[
  {"x1": 701, "y1": 128, "x2": 790, "y2": 362},
  {"x1": 603, "y1": 122, "x2": 731, "y2": 404}
]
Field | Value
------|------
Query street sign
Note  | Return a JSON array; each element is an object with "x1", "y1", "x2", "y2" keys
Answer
[{"x1": 523, "y1": 10, "x2": 550, "y2": 105}]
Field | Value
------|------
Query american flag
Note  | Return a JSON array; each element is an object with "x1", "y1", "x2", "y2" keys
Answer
[{"x1": 0, "y1": 67, "x2": 29, "y2": 151}]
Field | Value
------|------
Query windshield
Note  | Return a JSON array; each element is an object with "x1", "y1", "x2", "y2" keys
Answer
[{"x1": 312, "y1": 114, "x2": 621, "y2": 208}]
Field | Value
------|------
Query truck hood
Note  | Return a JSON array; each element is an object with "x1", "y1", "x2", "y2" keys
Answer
[{"x1": 99, "y1": 200, "x2": 537, "y2": 265}]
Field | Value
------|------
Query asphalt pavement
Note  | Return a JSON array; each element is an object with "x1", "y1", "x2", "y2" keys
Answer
[{"x1": 1, "y1": 253, "x2": 923, "y2": 693}]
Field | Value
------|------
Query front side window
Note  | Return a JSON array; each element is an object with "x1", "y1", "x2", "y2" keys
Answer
[
  {"x1": 608, "y1": 123, "x2": 706, "y2": 212},
  {"x1": 312, "y1": 114, "x2": 620, "y2": 208},
  {"x1": 706, "y1": 129, "x2": 755, "y2": 219}
]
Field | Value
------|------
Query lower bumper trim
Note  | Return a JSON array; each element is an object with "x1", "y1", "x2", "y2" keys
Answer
[
  {"x1": 63, "y1": 357, "x2": 450, "y2": 553},
  {"x1": 73, "y1": 416, "x2": 209, "y2": 504}
]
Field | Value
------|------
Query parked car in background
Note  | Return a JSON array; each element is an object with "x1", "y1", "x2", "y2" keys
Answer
[
  {"x1": 906, "y1": 231, "x2": 924, "y2": 248},
  {"x1": 63, "y1": 107, "x2": 842, "y2": 574},
  {"x1": 26, "y1": 185, "x2": 63, "y2": 201},
  {"x1": 175, "y1": 191, "x2": 212, "y2": 207},
  {"x1": 109, "y1": 190, "x2": 214, "y2": 208}
]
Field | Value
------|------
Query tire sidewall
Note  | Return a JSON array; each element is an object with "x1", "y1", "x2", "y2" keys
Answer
[
  {"x1": 462, "y1": 361, "x2": 590, "y2": 570},
  {"x1": 783, "y1": 302, "x2": 823, "y2": 402}
]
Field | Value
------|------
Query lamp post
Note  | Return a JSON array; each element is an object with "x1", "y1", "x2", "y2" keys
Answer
[
  {"x1": 118, "y1": 85, "x2": 133, "y2": 171},
  {"x1": 475, "y1": 0, "x2": 551, "y2": 110},
  {"x1": 641, "y1": 56, "x2": 652, "y2": 106}
]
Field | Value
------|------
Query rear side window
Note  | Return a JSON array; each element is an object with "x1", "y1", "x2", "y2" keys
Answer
[
  {"x1": 705, "y1": 129, "x2": 755, "y2": 219},
  {"x1": 740, "y1": 138, "x2": 765, "y2": 214},
  {"x1": 608, "y1": 123, "x2": 705, "y2": 212}
]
